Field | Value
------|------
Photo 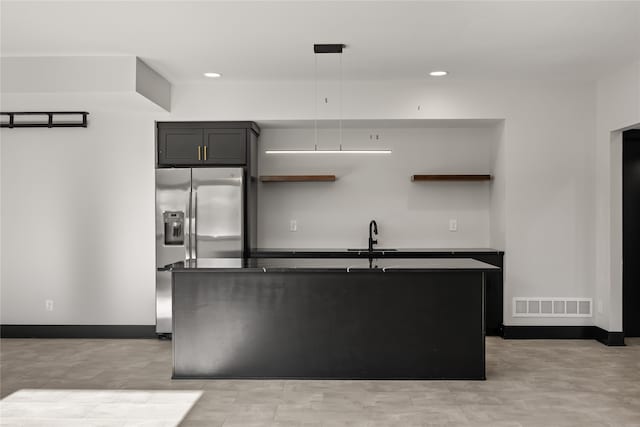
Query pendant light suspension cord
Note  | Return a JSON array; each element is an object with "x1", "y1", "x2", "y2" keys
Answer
[
  {"x1": 314, "y1": 53, "x2": 318, "y2": 151},
  {"x1": 339, "y1": 52, "x2": 343, "y2": 150}
]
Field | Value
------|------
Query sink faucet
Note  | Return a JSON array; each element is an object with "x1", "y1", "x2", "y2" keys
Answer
[{"x1": 368, "y1": 220, "x2": 378, "y2": 254}]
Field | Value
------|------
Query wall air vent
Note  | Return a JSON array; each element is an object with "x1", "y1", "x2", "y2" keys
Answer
[{"x1": 513, "y1": 297, "x2": 592, "y2": 317}]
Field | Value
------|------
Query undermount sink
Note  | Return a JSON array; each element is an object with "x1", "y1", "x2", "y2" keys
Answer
[{"x1": 346, "y1": 248, "x2": 398, "y2": 251}]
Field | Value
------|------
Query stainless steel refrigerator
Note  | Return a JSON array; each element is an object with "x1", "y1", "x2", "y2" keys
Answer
[{"x1": 155, "y1": 168, "x2": 244, "y2": 334}]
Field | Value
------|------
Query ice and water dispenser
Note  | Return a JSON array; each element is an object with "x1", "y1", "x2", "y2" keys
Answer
[{"x1": 163, "y1": 211, "x2": 185, "y2": 246}]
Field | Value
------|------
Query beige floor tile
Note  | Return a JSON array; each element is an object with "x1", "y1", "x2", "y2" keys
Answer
[{"x1": 1, "y1": 337, "x2": 639, "y2": 426}]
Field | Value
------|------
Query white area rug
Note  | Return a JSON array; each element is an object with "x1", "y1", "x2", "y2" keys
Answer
[{"x1": 0, "y1": 389, "x2": 202, "y2": 426}]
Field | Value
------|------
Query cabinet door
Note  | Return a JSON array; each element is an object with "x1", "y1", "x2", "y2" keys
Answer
[
  {"x1": 203, "y1": 129, "x2": 246, "y2": 165},
  {"x1": 158, "y1": 128, "x2": 204, "y2": 166}
]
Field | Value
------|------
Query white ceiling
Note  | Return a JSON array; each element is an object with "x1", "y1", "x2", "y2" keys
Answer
[{"x1": 1, "y1": 1, "x2": 639, "y2": 84}]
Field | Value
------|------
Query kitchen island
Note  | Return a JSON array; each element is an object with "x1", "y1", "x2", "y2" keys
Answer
[{"x1": 166, "y1": 258, "x2": 499, "y2": 380}]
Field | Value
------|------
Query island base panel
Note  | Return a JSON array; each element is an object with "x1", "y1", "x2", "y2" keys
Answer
[{"x1": 173, "y1": 271, "x2": 485, "y2": 379}]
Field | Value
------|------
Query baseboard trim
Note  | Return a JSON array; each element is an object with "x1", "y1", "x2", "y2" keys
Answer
[
  {"x1": 503, "y1": 326, "x2": 594, "y2": 339},
  {"x1": 503, "y1": 325, "x2": 625, "y2": 346},
  {"x1": 593, "y1": 326, "x2": 626, "y2": 346},
  {"x1": 1, "y1": 324, "x2": 626, "y2": 345},
  {"x1": 0, "y1": 325, "x2": 157, "y2": 339}
]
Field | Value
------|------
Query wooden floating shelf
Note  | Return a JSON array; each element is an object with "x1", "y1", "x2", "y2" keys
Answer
[
  {"x1": 260, "y1": 175, "x2": 337, "y2": 182},
  {"x1": 411, "y1": 174, "x2": 492, "y2": 182}
]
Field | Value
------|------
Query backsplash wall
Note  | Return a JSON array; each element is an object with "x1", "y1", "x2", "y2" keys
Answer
[{"x1": 257, "y1": 126, "x2": 497, "y2": 248}]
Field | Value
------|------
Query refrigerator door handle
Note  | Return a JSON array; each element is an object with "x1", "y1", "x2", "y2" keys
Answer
[
  {"x1": 185, "y1": 188, "x2": 192, "y2": 261},
  {"x1": 191, "y1": 190, "x2": 198, "y2": 260}
]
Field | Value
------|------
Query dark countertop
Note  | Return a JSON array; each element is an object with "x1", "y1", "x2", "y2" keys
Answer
[
  {"x1": 250, "y1": 247, "x2": 504, "y2": 257},
  {"x1": 164, "y1": 257, "x2": 500, "y2": 272}
]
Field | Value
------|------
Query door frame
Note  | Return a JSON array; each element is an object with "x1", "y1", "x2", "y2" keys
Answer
[{"x1": 623, "y1": 128, "x2": 640, "y2": 336}]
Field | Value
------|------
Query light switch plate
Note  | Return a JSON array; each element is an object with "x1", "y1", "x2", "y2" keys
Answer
[
  {"x1": 449, "y1": 219, "x2": 457, "y2": 232},
  {"x1": 290, "y1": 220, "x2": 297, "y2": 232}
]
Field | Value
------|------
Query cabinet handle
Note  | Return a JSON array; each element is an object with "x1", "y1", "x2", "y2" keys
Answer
[
  {"x1": 198, "y1": 146, "x2": 201, "y2": 161},
  {"x1": 204, "y1": 145, "x2": 207, "y2": 161}
]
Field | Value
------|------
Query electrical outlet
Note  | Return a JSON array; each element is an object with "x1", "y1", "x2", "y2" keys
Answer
[
  {"x1": 449, "y1": 219, "x2": 458, "y2": 232},
  {"x1": 45, "y1": 299, "x2": 54, "y2": 311},
  {"x1": 290, "y1": 220, "x2": 297, "y2": 232}
]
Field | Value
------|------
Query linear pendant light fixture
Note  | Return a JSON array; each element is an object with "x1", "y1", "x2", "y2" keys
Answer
[
  {"x1": 266, "y1": 44, "x2": 392, "y2": 155},
  {"x1": 265, "y1": 149, "x2": 392, "y2": 154}
]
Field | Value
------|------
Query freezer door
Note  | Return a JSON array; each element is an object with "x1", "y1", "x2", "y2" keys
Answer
[
  {"x1": 191, "y1": 168, "x2": 244, "y2": 258},
  {"x1": 155, "y1": 168, "x2": 191, "y2": 334},
  {"x1": 156, "y1": 168, "x2": 191, "y2": 265}
]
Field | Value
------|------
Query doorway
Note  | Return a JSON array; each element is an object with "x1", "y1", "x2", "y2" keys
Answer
[{"x1": 623, "y1": 129, "x2": 640, "y2": 337}]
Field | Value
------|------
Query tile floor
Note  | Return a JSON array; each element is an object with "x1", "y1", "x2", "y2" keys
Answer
[{"x1": 1, "y1": 337, "x2": 639, "y2": 426}]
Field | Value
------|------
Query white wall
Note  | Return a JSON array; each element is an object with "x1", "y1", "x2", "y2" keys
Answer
[
  {"x1": 173, "y1": 80, "x2": 596, "y2": 326},
  {"x1": 502, "y1": 96, "x2": 596, "y2": 327},
  {"x1": 1, "y1": 78, "x2": 597, "y2": 327},
  {"x1": 0, "y1": 94, "x2": 165, "y2": 324},
  {"x1": 489, "y1": 121, "x2": 506, "y2": 250},
  {"x1": 595, "y1": 60, "x2": 640, "y2": 332},
  {"x1": 257, "y1": 126, "x2": 495, "y2": 248}
]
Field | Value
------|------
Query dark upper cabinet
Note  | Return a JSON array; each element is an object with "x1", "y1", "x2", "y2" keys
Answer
[
  {"x1": 157, "y1": 128, "x2": 204, "y2": 166},
  {"x1": 203, "y1": 129, "x2": 246, "y2": 165},
  {"x1": 157, "y1": 122, "x2": 259, "y2": 167}
]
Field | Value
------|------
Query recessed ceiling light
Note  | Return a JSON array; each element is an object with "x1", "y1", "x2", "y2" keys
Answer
[
  {"x1": 204, "y1": 72, "x2": 222, "y2": 78},
  {"x1": 429, "y1": 71, "x2": 448, "y2": 77}
]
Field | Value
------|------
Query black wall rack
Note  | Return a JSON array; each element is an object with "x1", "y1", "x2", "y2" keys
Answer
[{"x1": 1, "y1": 112, "x2": 89, "y2": 128}]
